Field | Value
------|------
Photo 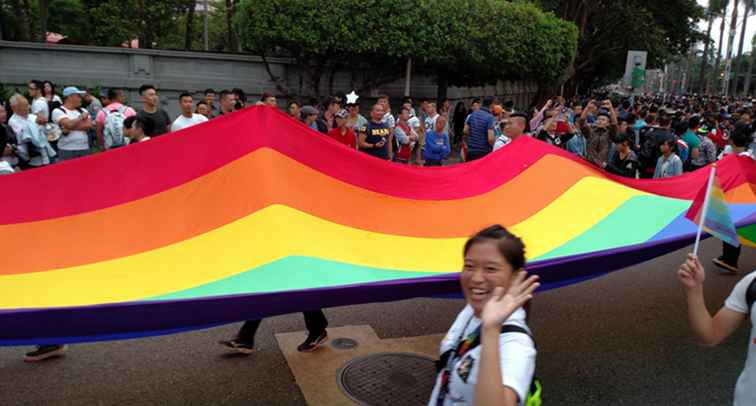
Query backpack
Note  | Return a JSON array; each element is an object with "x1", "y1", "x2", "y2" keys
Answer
[
  {"x1": 747, "y1": 277, "x2": 756, "y2": 316},
  {"x1": 436, "y1": 323, "x2": 543, "y2": 406},
  {"x1": 103, "y1": 105, "x2": 128, "y2": 149}
]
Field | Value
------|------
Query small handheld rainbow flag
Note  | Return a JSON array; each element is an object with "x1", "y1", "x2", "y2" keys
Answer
[{"x1": 685, "y1": 165, "x2": 741, "y2": 253}]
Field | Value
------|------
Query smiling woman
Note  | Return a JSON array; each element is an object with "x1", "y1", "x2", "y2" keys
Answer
[{"x1": 428, "y1": 225, "x2": 540, "y2": 406}]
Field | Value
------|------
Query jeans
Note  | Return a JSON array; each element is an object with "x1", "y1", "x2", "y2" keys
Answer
[
  {"x1": 57, "y1": 149, "x2": 91, "y2": 161},
  {"x1": 424, "y1": 159, "x2": 443, "y2": 166},
  {"x1": 237, "y1": 310, "x2": 328, "y2": 344}
]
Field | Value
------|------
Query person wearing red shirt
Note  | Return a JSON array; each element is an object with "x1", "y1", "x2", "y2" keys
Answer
[{"x1": 326, "y1": 109, "x2": 356, "y2": 149}]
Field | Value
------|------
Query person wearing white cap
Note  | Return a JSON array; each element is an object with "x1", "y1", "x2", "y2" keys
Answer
[{"x1": 51, "y1": 86, "x2": 93, "y2": 161}]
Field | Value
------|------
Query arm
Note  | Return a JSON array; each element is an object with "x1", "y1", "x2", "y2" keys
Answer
[
  {"x1": 358, "y1": 131, "x2": 373, "y2": 149},
  {"x1": 96, "y1": 120, "x2": 105, "y2": 148},
  {"x1": 394, "y1": 127, "x2": 409, "y2": 145},
  {"x1": 76, "y1": 115, "x2": 93, "y2": 131},
  {"x1": 57, "y1": 114, "x2": 82, "y2": 132},
  {"x1": 672, "y1": 157, "x2": 683, "y2": 176},
  {"x1": 487, "y1": 128, "x2": 495, "y2": 146},
  {"x1": 690, "y1": 147, "x2": 701, "y2": 160},
  {"x1": 476, "y1": 272, "x2": 540, "y2": 406},
  {"x1": 677, "y1": 254, "x2": 745, "y2": 346},
  {"x1": 163, "y1": 111, "x2": 171, "y2": 133},
  {"x1": 529, "y1": 100, "x2": 551, "y2": 131},
  {"x1": 387, "y1": 132, "x2": 394, "y2": 159}
]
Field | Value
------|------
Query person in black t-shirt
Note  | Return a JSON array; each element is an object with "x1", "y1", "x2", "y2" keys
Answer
[
  {"x1": 136, "y1": 84, "x2": 171, "y2": 137},
  {"x1": 358, "y1": 104, "x2": 393, "y2": 160},
  {"x1": 605, "y1": 133, "x2": 639, "y2": 178}
]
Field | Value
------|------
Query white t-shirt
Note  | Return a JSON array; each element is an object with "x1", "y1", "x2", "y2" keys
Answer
[
  {"x1": 428, "y1": 305, "x2": 536, "y2": 406},
  {"x1": 382, "y1": 112, "x2": 396, "y2": 129},
  {"x1": 52, "y1": 106, "x2": 90, "y2": 151},
  {"x1": 171, "y1": 113, "x2": 208, "y2": 132},
  {"x1": 724, "y1": 270, "x2": 756, "y2": 406},
  {"x1": 31, "y1": 97, "x2": 49, "y2": 124}
]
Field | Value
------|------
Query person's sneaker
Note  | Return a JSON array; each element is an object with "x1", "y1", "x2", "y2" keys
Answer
[
  {"x1": 24, "y1": 345, "x2": 67, "y2": 363},
  {"x1": 712, "y1": 257, "x2": 739, "y2": 273},
  {"x1": 297, "y1": 330, "x2": 328, "y2": 353},
  {"x1": 218, "y1": 339, "x2": 255, "y2": 354}
]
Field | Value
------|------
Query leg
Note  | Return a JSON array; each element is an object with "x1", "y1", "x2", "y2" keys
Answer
[
  {"x1": 712, "y1": 242, "x2": 741, "y2": 273},
  {"x1": 218, "y1": 319, "x2": 261, "y2": 354},
  {"x1": 303, "y1": 310, "x2": 328, "y2": 335},
  {"x1": 298, "y1": 310, "x2": 328, "y2": 352},
  {"x1": 721, "y1": 242, "x2": 741, "y2": 267},
  {"x1": 236, "y1": 319, "x2": 262, "y2": 344}
]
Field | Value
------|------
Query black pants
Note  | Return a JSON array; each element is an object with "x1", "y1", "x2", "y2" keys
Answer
[
  {"x1": 424, "y1": 159, "x2": 443, "y2": 167},
  {"x1": 721, "y1": 242, "x2": 742, "y2": 267},
  {"x1": 466, "y1": 150, "x2": 489, "y2": 162},
  {"x1": 237, "y1": 310, "x2": 328, "y2": 344}
]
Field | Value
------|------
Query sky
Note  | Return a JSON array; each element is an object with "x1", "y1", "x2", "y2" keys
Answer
[{"x1": 698, "y1": 0, "x2": 756, "y2": 54}]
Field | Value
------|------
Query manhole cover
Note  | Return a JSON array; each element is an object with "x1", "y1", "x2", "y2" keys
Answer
[
  {"x1": 331, "y1": 337, "x2": 359, "y2": 350},
  {"x1": 337, "y1": 352, "x2": 437, "y2": 406}
]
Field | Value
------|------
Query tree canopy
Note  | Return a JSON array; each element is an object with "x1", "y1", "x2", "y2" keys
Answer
[
  {"x1": 236, "y1": 0, "x2": 578, "y2": 97},
  {"x1": 536, "y1": 0, "x2": 705, "y2": 94}
]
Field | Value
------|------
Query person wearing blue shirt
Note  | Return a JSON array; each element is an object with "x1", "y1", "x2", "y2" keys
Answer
[
  {"x1": 423, "y1": 116, "x2": 451, "y2": 166},
  {"x1": 463, "y1": 96, "x2": 496, "y2": 161}
]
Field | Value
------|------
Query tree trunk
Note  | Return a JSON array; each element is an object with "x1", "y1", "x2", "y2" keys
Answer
[
  {"x1": 699, "y1": 11, "x2": 714, "y2": 93},
  {"x1": 185, "y1": 0, "x2": 196, "y2": 50},
  {"x1": 436, "y1": 75, "x2": 448, "y2": 103},
  {"x1": 744, "y1": 47, "x2": 756, "y2": 96},
  {"x1": 20, "y1": 0, "x2": 34, "y2": 41},
  {"x1": 723, "y1": 0, "x2": 739, "y2": 95},
  {"x1": 732, "y1": 2, "x2": 750, "y2": 95},
  {"x1": 225, "y1": 0, "x2": 237, "y2": 52},
  {"x1": 39, "y1": 0, "x2": 49, "y2": 42},
  {"x1": 714, "y1": 1, "x2": 728, "y2": 93}
]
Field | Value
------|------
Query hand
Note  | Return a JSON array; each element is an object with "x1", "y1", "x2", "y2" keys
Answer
[
  {"x1": 480, "y1": 271, "x2": 540, "y2": 329},
  {"x1": 376, "y1": 139, "x2": 386, "y2": 148},
  {"x1": 544, "y1": 100, "x2": 553, "y2": 109},
  {"x1": 677, "y1": 253, "x2": 705, "y2": 291}
]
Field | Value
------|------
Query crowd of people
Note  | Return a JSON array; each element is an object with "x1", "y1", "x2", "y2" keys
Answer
[{"x1": 2, "y1": 81, "x2": 756, "y2": 405}]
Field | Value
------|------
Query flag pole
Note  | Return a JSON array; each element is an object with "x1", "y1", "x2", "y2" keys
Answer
[{"x1": 693, "y1": 164, "x2": 717, "y2": 256}]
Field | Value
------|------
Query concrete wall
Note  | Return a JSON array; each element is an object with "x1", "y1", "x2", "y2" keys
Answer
[{"x1": 0, "y1": 41, "x2": 537, "y2": 118}]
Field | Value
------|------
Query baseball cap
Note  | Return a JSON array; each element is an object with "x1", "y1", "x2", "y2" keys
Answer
[{"x1": 62, "y1": 86, "x2": 86, "y2": 98}]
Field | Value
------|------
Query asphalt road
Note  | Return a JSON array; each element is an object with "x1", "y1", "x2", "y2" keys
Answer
[{"x1": 1, "y1": 239, "x2": 754, "y2": 406}]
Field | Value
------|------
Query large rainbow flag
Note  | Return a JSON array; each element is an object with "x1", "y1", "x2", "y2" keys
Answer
[{"x1": 2, "y1": 107, "x2": 754, "y2": 345}]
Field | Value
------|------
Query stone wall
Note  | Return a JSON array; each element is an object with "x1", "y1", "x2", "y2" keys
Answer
[{"x1": 0, "y1": 41, "x2": 537, "y2": 117}]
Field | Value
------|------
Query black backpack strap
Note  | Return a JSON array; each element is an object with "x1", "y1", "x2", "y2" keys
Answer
[{"x1": 746, "y1": 277, "x2": 756, "y2": 315}]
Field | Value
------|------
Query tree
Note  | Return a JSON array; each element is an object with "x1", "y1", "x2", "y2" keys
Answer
[
  {"x1": 236, "y1": 0, "x2": 577, "y2": 99},
  {"x1": 537, "y1": 0, "x2": 705, "y2": 95},
  {"x1": 185, "y1": 0, "x2": 197, "y2": 50},
  {"x1": 732, "y1": 0, "x2": 755, "y2": 94},
  {"x1": 699, "y1": 0, "x2": 724, "y2": 93},
  {"x1": 714, "y1": 0, "x2": 730, "y2": 92},
  {"x1": 743, "y1": 33, "x2": 756, "y2": 95}
]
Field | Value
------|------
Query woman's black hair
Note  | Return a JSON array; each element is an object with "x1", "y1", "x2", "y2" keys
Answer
[
  {"x1": 43, "y1": 80, "x2": 56, "y2": 97},
  {"x1": 463, "y1": 225, "x2": 526, "y2": 271}
]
